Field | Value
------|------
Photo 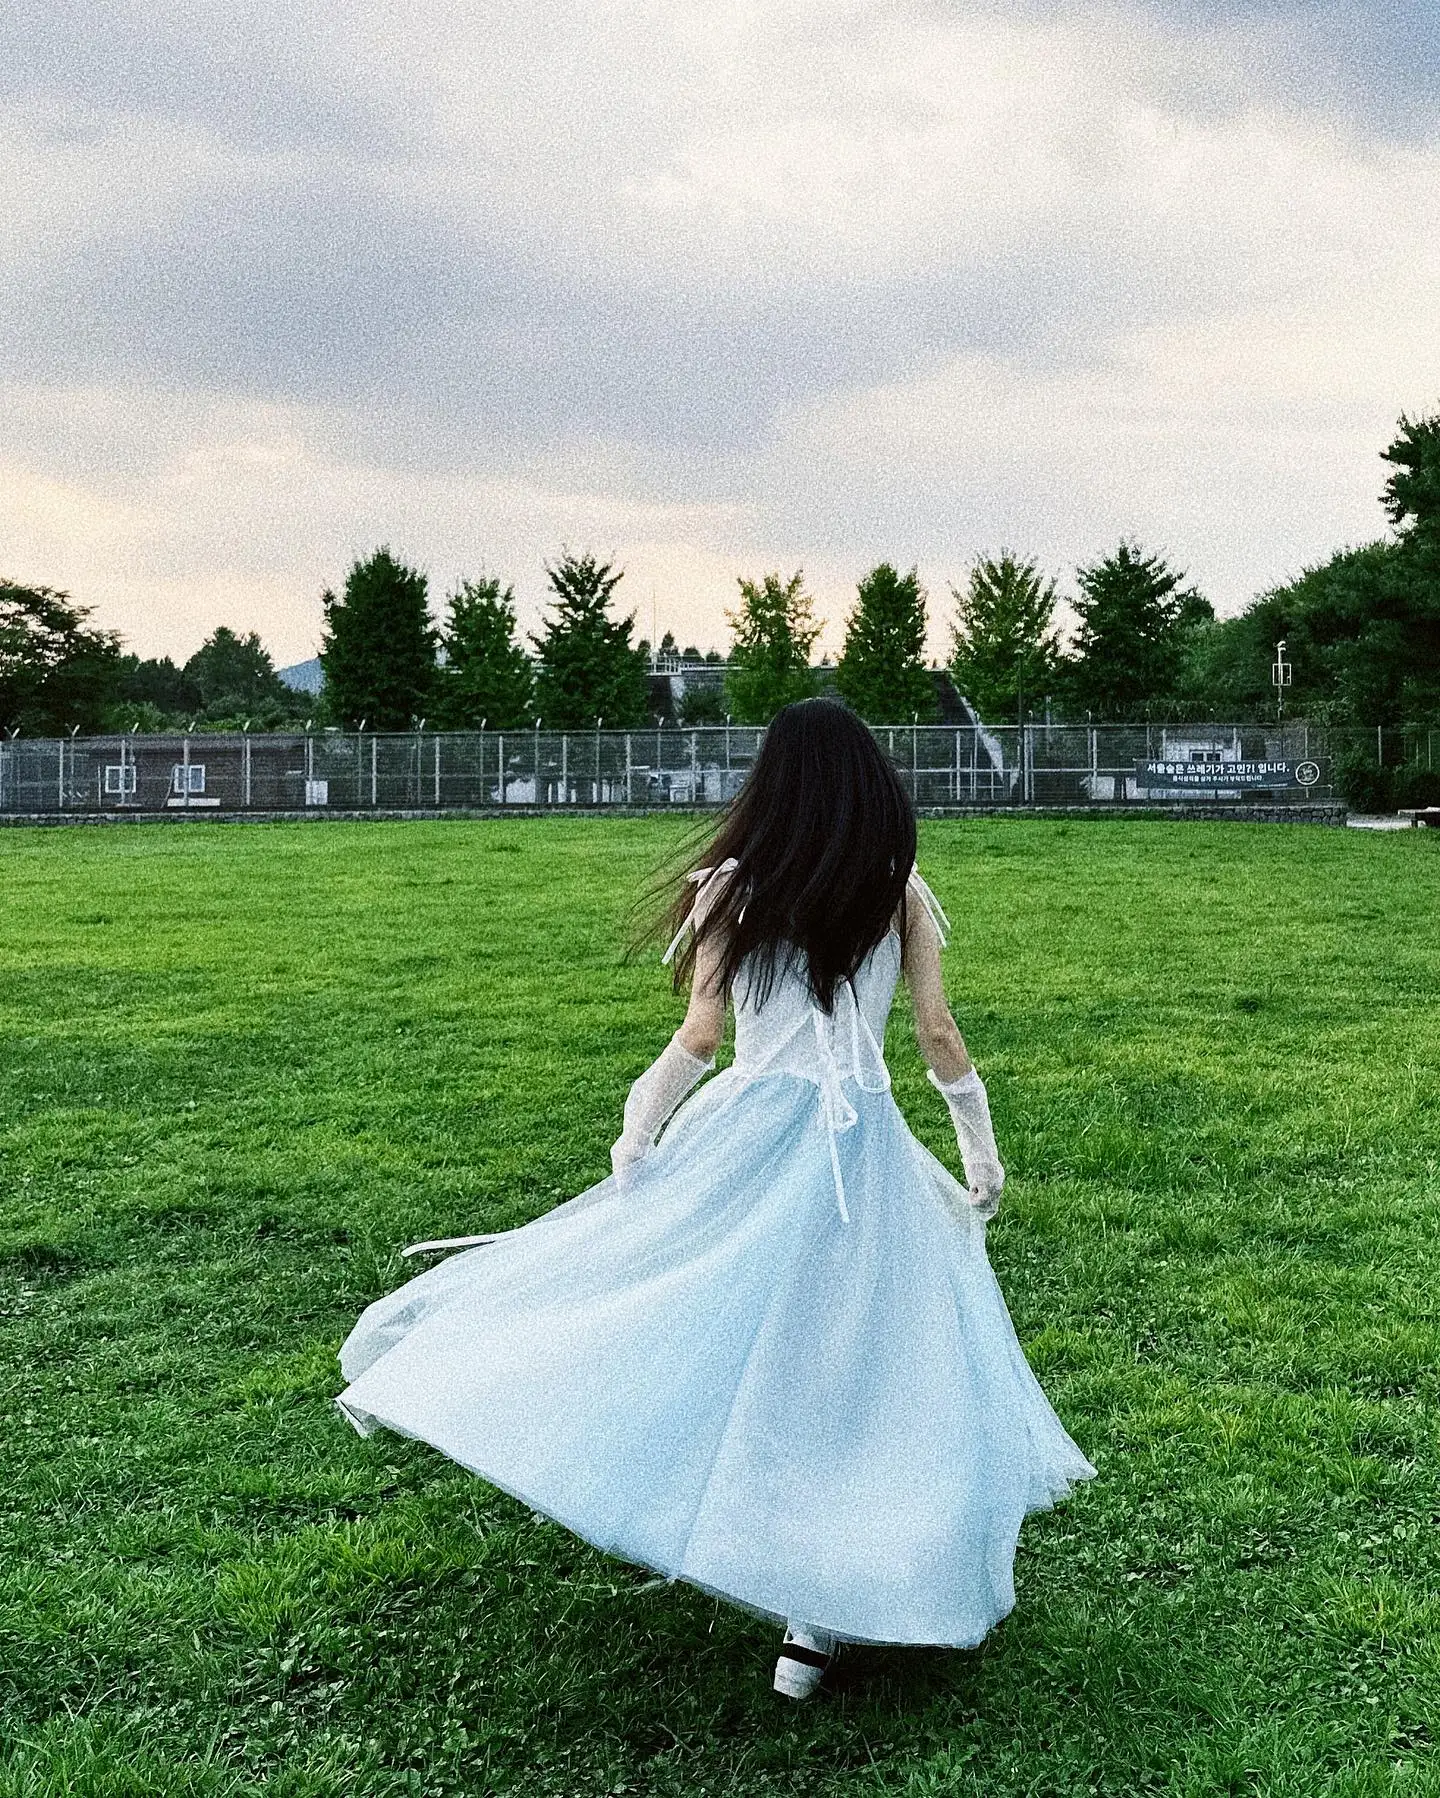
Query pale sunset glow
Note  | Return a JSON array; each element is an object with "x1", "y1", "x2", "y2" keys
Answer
[{"x1": 3, "y1": 0, "x2": 1438, "y2": 662}]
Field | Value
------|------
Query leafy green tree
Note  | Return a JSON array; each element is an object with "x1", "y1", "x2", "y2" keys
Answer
[
  {"x1": 1176, "y1": 411, "x2": 1440, "y2": 728},
  {"x1": 320, "y1": 548, "x2": 437, "y2": 729},
  {"x1": 677, "y1": 684, "x2": 726, "y2": 724},
  {"x1": 1170, "y1": 586, "x2": 1280, "y2": 721},
  {"x1": 1176, "y1": 540, "x2": 1436, "y2": 727},
  {"x1": 1285, "y1": 541, "x2": 1434, "y2": 724},
  {"x1": 117, "y1": 655, "x2": 201, "y2": 720},
  {"x1": 437, "y1": 578, "x2": 535, "y2": 729},
  {"x1": 531, "y1": 553, "x2": 648, "y2": 729},
  {"x1": 1382, "y1": 410, "x2": 1440, "y2": 542},
  {"x1": 835, "y1": 563, "x2": 936, "y2": 723},
  {"x1": 183, "y1": 627, "x2": 294, "y2": 721},
  {"x1": 1271, "y1": 412, "x2": 1440, "y2": 725},
  {"x1": 117, "y1": 700, "x2": 179, "y2": 734},
  {"x1": 1064, "y1": 542, "x2": 1212, "y2": 720},
  {"x1": 724, "y1": 571, "x2": 820, "y2": 724},
  {"x1": 949, "y1": 553, "x2": 1061, "y2": 724},
  {"x1": 0, "y1": 580, "x2": 121, "y2": 734},
  {"x1": 1376, "y1": 408, "x2": 1440, "y2": 720}
]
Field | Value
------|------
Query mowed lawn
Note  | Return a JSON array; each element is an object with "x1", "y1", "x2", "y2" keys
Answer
[{"x1": 1, "y1": 817, "x2": 1438, "y2": 1798}]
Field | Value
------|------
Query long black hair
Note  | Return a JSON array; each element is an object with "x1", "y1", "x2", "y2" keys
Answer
[{"x1": 665, "y1": 697, "x2": 917, "y2": 1012}]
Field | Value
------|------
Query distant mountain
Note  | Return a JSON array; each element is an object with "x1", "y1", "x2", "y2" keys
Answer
[{"x1": 277, "y1": 657, "x2": 324, "y2": 695}]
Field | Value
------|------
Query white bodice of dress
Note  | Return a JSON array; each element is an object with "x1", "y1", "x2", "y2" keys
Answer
[
  {"x1": 731, "y1": 932, "x2": 900, "y2": 1087},
  {"x1": 663, "y1": 862, "x2": 950, "y2": 1221}
]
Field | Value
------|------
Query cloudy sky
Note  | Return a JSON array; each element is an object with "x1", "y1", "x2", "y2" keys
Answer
[{"x1": 3, "y1": 0, "x2": 1438, "y2": 666}]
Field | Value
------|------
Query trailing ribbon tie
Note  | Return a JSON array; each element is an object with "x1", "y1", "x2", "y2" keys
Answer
[
  {"x1": 661, "y1": 857, "x2": 741, "y2": 966},
  {"x1": 811, "y1": 1008, "x2": 858, "y2": 1223}
]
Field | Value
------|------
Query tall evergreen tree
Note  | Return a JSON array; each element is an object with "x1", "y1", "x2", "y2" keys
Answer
[
  {"x1": 724, "y1": 570, "x2": 820, "y2": 724},
  {"x1": 320, "y1": 548, "x2": 436, "y2": 729},
  {"x1": 949, "y1": 553, "x2": 1061, "y2": 724},
  {"x1": 1064, "y1": 542, "x2": 1211, "y2": 720},
  {"x1": 531, "y1": 553, "x2": 648, "y2": 728},
  {"x1": 437, "y1": 577, "x2": 535, "y2": 729},
  {"x1": 0, "y1": 580, "x2": 121, "y2": 734},
  {"x1": 835, "y1": 563, "x2": 936, "y2": 723}
]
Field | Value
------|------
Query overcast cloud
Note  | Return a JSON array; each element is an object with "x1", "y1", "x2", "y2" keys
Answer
[{"x1": 2, "y1": 0, "x2": 1438, "y2": 664}]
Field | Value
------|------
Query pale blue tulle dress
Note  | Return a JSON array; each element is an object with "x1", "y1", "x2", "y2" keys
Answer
[{"x1": 337, "y1": 870, "x2": 1094, "y2": 1647}]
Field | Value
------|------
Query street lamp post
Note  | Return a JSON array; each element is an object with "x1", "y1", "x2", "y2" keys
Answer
[{"x1": 1272, "y1": 639, "x2": 1292, "y2": 722}]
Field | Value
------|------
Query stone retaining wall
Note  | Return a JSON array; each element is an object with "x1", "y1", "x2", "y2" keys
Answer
[{"x1": 1, "y1": 803, "x2": 1350, "y2": 827}]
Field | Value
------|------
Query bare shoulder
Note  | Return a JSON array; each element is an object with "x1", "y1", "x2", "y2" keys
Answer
[{"x1": 905, "y1": 866, "x2": 950, "y2": 946}]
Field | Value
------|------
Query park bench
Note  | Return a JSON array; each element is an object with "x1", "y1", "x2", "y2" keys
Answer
[{"x1": 1397, "y1": 808, "x2": 1440, "y2": 828}]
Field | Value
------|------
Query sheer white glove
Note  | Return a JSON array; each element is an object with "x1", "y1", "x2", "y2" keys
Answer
[
  {"x1": 611, "y1": 1035, "x2": 714, "y2": 1190},
  {"x1": 928, "y1": 1067, "x2": 1006, "y2": 1220}
]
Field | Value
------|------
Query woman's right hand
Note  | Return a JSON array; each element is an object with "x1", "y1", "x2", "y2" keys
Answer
[{"x1": 610, "y1": 1134, "x2": 649, "y2": 1192}]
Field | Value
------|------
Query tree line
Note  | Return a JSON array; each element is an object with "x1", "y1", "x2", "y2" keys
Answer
[
  {"x1": 0, "y1": 601, "x2": 312, "y2": 737},
  {"x1": 952, "y1": 411, "x2": 1440, "y2": 730},
  {"x1": 3, "y1": 410, "x2": 1435, "y2": 738}
]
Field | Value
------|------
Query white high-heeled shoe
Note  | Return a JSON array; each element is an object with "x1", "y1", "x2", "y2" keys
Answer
[{"x1": 773, "y1": 1624, "x2": 837, "y2": 1699}]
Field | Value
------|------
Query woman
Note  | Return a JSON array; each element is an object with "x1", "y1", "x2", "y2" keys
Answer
[{"x1": 337, "y1": 697, "x2": 1093, "y2": 1698}]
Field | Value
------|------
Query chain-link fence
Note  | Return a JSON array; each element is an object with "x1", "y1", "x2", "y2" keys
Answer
[
  {"x1": 0, "y1": 720, "x2": 1408, "y2": 816},
  {"x1": 0, "y1": 727, "x2": 763, "y2": 814}
]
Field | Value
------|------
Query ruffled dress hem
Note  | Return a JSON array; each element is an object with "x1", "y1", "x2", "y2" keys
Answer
[{"x1": 335, "y1": 1391, "x2": 1095, "y2": 1648}]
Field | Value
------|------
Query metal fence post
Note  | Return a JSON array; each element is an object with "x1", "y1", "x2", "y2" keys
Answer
[
  {"x1": 370, "y1": 733, "x2": 378, "y2": 807},
  {"x1": 183, "y1": 733, "x2": 192, "y2": 808},
  {"x1": 244, "y1": 727, "x2": 253, "y2": 807},
  {"x1": 498, "y1": 733, "x2": 505, "y2": 805},
  {"x1": 561, "y1": 732, "x2": 569, "y2": 804},
  {"x1": 625, "y1": 733, "x2": 633, "y2": 805}
]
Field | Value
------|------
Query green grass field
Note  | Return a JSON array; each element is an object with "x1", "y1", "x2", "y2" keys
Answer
[{"x1": 1, "y1": 817, "x2": 1438, "y2": 1798}]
